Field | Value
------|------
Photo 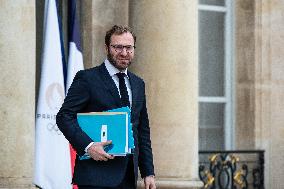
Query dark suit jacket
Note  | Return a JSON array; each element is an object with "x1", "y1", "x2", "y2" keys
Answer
[{"x1": 56, "y1": 63, "x2": 154, "y2": 187}]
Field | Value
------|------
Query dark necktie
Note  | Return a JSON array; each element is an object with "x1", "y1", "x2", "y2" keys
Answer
[{"x1": 116, "y1": 72, "x2": 130, "y2": 107}]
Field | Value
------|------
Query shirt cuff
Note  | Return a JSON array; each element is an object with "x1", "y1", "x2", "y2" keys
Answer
[
  {"x1": 144, "y1": 175, "x2": 155, "y2": 178},
  {"x1": 84, "y1": 142, "x2": 94, "y2": 153}
]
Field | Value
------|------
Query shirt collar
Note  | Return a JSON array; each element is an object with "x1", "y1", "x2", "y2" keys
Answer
[{"x1": 104, "y1": 59, "x2": 129, "y2": 78}]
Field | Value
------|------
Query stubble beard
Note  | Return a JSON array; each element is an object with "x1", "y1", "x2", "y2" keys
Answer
[{"x1": 107, "y1": 52, "x2": 132, "y2": 71}]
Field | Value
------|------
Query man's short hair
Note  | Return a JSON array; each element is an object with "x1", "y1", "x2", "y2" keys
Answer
[{"x1": 105, "y1": 25, "x2": 136, "y2": 47}]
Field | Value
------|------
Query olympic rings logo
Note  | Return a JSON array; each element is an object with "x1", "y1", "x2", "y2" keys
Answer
[{"x1": 47, "y1": 122, "x2": 62, "y2": 135}]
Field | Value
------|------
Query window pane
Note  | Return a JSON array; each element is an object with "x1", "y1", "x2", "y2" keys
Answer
[
  {"x1": 199, "y1": 102, "x2": 224, "y2": 150},
  {"x1": 199, "y1": 0, "x2": 225, "y2": 6},
  {"x1": 199, "y1": 10, "x2": 225, "y2": 96}
]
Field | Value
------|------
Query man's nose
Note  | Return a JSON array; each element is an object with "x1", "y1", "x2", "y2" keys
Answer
[{"x1": 120, "y1": 48, "x2": 128, "y2": 55}]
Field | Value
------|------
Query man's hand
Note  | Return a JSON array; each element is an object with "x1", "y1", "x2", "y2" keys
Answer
[
  {"x1": 144, "y1": 176, "x2": 156, "y2": 189},
  {"x1": 87, "y1": 141, "x2": 114, "y2": 161}
]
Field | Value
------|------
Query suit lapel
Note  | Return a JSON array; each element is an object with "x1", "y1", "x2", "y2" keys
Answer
[
  {"x1": 128, "y1": 72, "x2": 139, "y2": 111},
  {"x1": 97, "y1": 63, "x2": 141, "y2": 110},
  {"x1": 98, "y1": 63, "x2": 122, "y2": 107}
]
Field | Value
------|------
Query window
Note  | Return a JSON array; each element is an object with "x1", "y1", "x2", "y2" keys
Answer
[{"x1": 198, "y1": 0, "x2": 234, "y2": 150}]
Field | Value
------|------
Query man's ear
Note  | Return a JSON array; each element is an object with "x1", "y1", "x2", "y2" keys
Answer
[{"x1": 105, "y1": 44, "x2": 109, "y2": 54}]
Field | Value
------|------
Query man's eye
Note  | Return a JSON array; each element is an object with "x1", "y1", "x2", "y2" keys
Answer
[
  {"x1": 125, "y1": 46, "x2": 132, "y2": 50},
  {"x1": 116, "y1": 45, "x2": 123, "y2": 49}
]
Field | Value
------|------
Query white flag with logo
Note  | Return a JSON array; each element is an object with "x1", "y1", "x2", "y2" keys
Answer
[{"x1": 34, "y1": 0, "x2": 72, "y2": 188}]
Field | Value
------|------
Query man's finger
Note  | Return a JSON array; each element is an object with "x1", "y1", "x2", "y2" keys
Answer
[
  {"x1": 150, "y1": 183, "x2": 156, "y2": 189},
  {"x1": 100, "y1": 156, "x2": 108, "y2": 161},
  {"x1": 145, "y1": 181, "x2": 150, "y2": 189},
  {"x1": 101, "y1": 140, "x2": 112, "y2": 146},
  {"x1": 104, "y1": 153, "x2": 114, "y2": 159},
  {"x1": 100, "y1": 150, "x2": 114, "y2": 160},
  {"x1": 145, "y1": 184, "x2": 149, "y2": 189}
]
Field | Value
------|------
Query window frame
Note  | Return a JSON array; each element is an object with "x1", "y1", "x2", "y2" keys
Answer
[{"x1": 198, "y1": 0, "x2": 235, "y2": 150}]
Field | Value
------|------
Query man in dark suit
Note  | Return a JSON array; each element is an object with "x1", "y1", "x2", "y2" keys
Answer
[{"x1": 56, "y1": 25, "x2": 156, "y2": 189}]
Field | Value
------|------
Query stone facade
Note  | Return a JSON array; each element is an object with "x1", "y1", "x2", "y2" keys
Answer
[
  {"x1": 236, "y1": 0, "x2": 284, "y2": 188},
  {"x1": 0, "y1": 1, "x2": 35, "y2": 189},
  {"x1": 129, "y1": 1, "x2": 202, "y2": 188}
]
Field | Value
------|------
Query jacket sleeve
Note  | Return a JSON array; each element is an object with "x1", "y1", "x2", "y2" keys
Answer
[
  {"x1": 138, "y1": 82, "x2": 155, "y2": 178},
  {"x1": 56, "y1": 70, "x2": 93, "y2": 156}
]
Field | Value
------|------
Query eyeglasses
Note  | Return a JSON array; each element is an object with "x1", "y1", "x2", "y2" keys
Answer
[{"x1": 110, "y1": 44, "x2": 135, "y2": 53}]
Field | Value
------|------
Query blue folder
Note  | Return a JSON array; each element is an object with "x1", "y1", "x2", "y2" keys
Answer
[
  {"x1": 77, "y1": 107, "x2": 134, "y2": 160},
  {"x1": 107, "y1": 107, "x2": 134, "y2": 153}
]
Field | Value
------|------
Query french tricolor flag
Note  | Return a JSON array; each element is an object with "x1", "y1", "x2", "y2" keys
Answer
[
  {"x1": 66, "y1": 0, "x2": 84, "y2": 188},
  {"x1": 66, "y1": 0, "x2": 84, "y2": 92}
]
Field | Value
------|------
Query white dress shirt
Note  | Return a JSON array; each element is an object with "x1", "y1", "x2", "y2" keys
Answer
[
  {"x1": 104, "y1": 59, "x2": 132, "y2": 107},
  {"x1": 84, "y1": 59, "x2": 132, "y2": 153}
]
